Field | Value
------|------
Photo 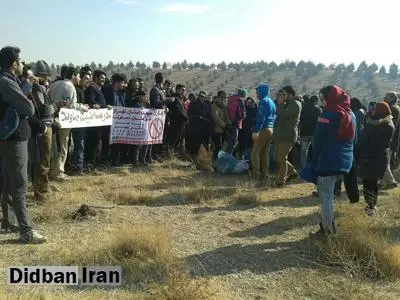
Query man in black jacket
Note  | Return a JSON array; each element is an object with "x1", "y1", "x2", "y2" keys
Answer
[
  {"x1": 0, "y1": 46, "x2": 46, "y2": 243},
  {"x1": 166, "y1": 84, "x2": 188, "y2": 157},
  {"x1": 84, "y1": 70, "x2": 108, "y2": 165},
  {"x1": 102, "y1": 73, "x2": 126, "y2": 166}
]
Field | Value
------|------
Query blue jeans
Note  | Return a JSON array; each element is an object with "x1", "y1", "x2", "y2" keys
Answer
[
  {"x1": 226, "y1": 127, "x2": 238, "y2": 154},
  {"x1": 317, "y1": 175, "x2": 342, "y2": 232},
  {"x1": 72, "y1": 129, "x2": 85, "y2": 172}
]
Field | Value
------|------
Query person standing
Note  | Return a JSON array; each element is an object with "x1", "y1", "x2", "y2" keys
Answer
[
  {"x1": 70, "y1": 70, "x2": 91, "y2": 175},
  {"x1": 381, "y1": 92, "x2": 400, "y2": 188},
  {"x1": 85, "y1": 70, "x2": 108, "y2": 166},
  {"x1": 0, "y1": 46, "x2": 46, "y2": 243},
  {"x1": 166, "y1": 84, "x2": 188, "y2": 157},
  {"x1": 49, "y1": 66, "x2": 82, "y2": 180},
  {"x1": 310, "y1": 85, "x2": 356, "y2": 239},
  {"x1": 102, "y1": 73, "x2": 127, "y2": 166},
  {"x1": 358, "y1": 102, "x2": 395, "y2": 216},
  {"x1": 299, "y1": 95, "x2": 322, "y2": 169},
  {"x1": 210, "y1": 91, "x2": 229, "y2": 160},
  {"x1": 273, "y1": 85, "x2": 302, "y2": 187},
  {"x1": 251, "y1": 84, "x2": 276, "y2": 185},
  {"x1": 30, "y1": 60, "x2": 54, "y2": 200},
  {"x1": 226, "y1": 89, "x2": 247, "y2": 154}
]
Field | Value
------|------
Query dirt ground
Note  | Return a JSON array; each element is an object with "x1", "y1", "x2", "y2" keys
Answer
[{"x1": 0, "y1": 160, "x2": 399, "y2": 299}]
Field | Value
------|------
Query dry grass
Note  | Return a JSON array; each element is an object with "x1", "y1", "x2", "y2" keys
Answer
[
  {"x1": 232, "y1": 191, "x2": 263, "y2": 206},
  {"x1": 148, "y1": 273, "x2": 228, "y2": 300},
  {"x1": 315, "y1": 204, "x2": 400, "y2": 280},
  {"x1": 2, "y1": 161, "x2": 400, "y2": 299},
  {"x1": 31, "y1": 223, "x2": 178, "y2": 287}
]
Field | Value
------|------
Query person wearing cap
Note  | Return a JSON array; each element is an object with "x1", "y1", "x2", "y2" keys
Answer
[
  {"x1": 226, "y1": 88, "x2": 247, "y2": 154},
  {"x1": 358, "y1": 101, "x2": 395, "y2": 216},
  {"x1": 210, "y1": 90, "x2": 230, "y2": 160},
  {"x1": 186, "y1": 91, "x2": 212, "y2": 159},
  {"x1": 273, "y1": 85, "x2": 302, "y2": 187},
  {"x1": 251, "y1": 84, "x2": 276, "y2": 184},
  {"x1": 29, "y1": 60, "x2": 55, "y2": 200}
]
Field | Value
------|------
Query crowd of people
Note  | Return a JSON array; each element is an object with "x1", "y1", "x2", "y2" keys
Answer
[{"x1": 0, "y1": 46, "x2": 399, "y2": 244}]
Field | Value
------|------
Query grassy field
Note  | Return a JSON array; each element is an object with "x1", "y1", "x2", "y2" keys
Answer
[{"x1": 0, "y1": 160, "x2": 399, "y2": 299}]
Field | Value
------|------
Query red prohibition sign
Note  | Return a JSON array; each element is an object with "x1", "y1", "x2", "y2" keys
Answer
[{"x1": 149, "y1": 118, "x2": 163, "y2": 139}]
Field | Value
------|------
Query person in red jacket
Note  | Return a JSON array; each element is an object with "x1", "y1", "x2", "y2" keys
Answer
[{"x1": 226, "y1": 88, "x2": 247, "y2": 154}]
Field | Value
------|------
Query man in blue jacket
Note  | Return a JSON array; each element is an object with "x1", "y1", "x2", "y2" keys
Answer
[{"x1": 251, "y1": 84, "x2": 276, "y2": 184}]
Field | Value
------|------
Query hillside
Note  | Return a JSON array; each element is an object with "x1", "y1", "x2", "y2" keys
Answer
[{"x1": 44, "y1": 60, "x2": 400, "y2": 106}]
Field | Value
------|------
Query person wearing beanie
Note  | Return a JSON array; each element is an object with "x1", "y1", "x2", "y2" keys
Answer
[
  {"x1": 358, "y1": 101, "x2": 395, "y2": 216},
  {"x1": 29, "y1": 60, "x2": 55, "y2": 201},
  {"x1": 251, "y1": 84, "x2": 276, "y2": 185},
  {"x1": 225, "y1": 88, "x2": 247, "y2": 154},
  {"x1": 384, "y1": 91, "x2": 400, "y2": 175},
  {"x1": 309, "y1": 85, "x2": 356, "y2": 239},
  {"x1": 273, "y1": 85, "x2": 302, "y2": 187}
]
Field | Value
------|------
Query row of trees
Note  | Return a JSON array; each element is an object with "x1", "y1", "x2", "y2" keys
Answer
[{"x1": 47, "y1": 59, "x2": 400, "y2": 80}]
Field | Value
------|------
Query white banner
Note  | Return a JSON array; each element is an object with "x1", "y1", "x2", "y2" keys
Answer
[
  {"x1": 59, "y1": 108, "x2": 113, "y2": 128},
  {"x1": 110, "y1": 107, "x2": 166, "y2": 145}
]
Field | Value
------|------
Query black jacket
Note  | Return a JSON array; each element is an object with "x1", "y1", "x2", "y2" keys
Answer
[
  {"x1": 168, "y1": 95, "x2": 188, "y2": 125},
  {"x1": 187, "y1": 99, "x2": 211, "y2": 134},
  {"x1": 0, "y1": 71, "x2": 34, "y2": 141},
  {"x1": 85, "y1": 84, "x2": 107, "y2": 108},
  {"x1": 300, "y1": 103, "x2": 322, "y2": 137},
  {"x1": 358, "y1": 116, "x2": 395, "y2": 180},
  {"x1": 75, "y1": 85, "x2": 86, "y2": 104},
  {"x1": 150, "y1": 86, "x2": 166, "y2": 109},
  {"x1": 243, "y1": 105, "x2": 257, "y2": 132}
]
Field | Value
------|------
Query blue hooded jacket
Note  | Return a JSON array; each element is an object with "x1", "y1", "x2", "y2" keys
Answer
[{"x1": 255, "y1": 85, "x2": 276, "y2": 132}]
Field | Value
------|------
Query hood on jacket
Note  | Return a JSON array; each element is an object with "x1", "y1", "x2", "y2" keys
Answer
[{"x1": 256, "y1": 84, "x2": 269, "y2": 99}]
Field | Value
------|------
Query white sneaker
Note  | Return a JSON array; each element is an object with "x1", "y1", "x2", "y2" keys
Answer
[
  {"x1": 364, "y1": 206, "x2": 377, "y2": 217},
  {"x1": 19, "y1": 230, "x2": 47, "y2": 244}
]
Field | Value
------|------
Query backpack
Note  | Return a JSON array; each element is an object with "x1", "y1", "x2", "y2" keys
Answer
[{"x1": 0, "y1": 105, "x2": 19, "y2": 140}]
